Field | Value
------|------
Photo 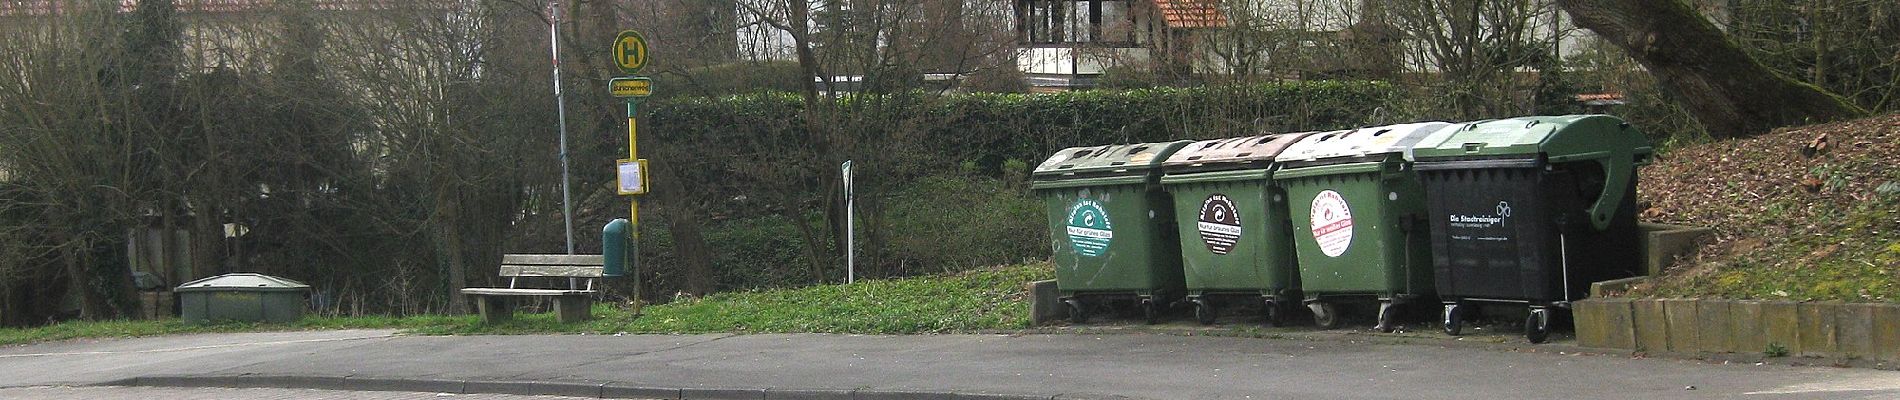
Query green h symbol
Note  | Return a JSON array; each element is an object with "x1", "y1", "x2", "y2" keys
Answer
[{"x1": 619, "y1": 39, "x2": 640, "y2": 67}]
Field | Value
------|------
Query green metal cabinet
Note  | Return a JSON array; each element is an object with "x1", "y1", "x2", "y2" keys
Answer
[
  {"x1": 176, "y1": 273, "x2": 310, "y2": 324},
  {"x1": 1031, "y1": 140, "x2": 1192, "y2": 324},
  {"x1": 1157, "y1": 133, "x2": 1311, "y2": 326},
  {"x1": 1273, "y1": 122, "x2": 1449, "y2": 331}
]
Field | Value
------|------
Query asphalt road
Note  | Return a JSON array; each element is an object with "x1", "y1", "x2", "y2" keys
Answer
[
  {"x1": 1, "y1": 329, "x2": 1897, "y2": 399},
  {"x1": 0, "y1": 386, "x2": 601, "y2": 400}
]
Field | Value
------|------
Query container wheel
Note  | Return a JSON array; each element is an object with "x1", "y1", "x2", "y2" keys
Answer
[
  {"x1": 1262, "y1": 300, "x2": 1286, "y2": 327},
  {"x1": 1309, "y1": 302, "x2": 1340, "y2": 329},
  {"x1": 1442, "y1": 303, "x2": 1463, "y2": 336},
  {"x1": 1193, "y1": 299, "x2": 1216, "y2": 325},
  {"x1": 1065, "y1": 299, "x2": 1088, "y2": 324},
  {"x1": 1141, "y1": 299, "x2": 1161, "y2": 325},
  {"x1": 1525, "y1": 308, "x2": 1551, "y2": 344},
  {"x1": 1375, "y1": 301, "x2": 1399, "y2": 333}
]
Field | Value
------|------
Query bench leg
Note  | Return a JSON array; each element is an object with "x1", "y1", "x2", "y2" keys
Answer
[
  {"x1": 553, "y1": 296, "x2": 592, "y2": 323},
  {"x1": 474, "y1": 295, "x2": 513, "y2": 324}
]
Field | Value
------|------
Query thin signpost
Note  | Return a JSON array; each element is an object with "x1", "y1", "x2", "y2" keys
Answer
[
  {"x1": 843, "y1": 160, "x2": 855, "y2": 284},
  {"x1": 550, "y1": 1, "x2": 575, "y2": 255},
  {"x1": 610, "y1": 30, "x2": 652, "y2": 308}
]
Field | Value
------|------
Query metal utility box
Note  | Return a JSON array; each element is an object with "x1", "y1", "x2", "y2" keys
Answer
[
  {"x1": 1031, "y1": 140, "x2": 1193, "y2": 324},
  {"x1": 1412, "y1": 115, "x2": 1653, "y2": 343},
  {"x1": 176, "y1": 273, "x2": 310, "y2": 324},
  {"x1": 1273, "y1": 122, "x2": 1449, "y2": 332},
  {"x1": 1158, "y1": 133, "x2": 1312, "y2": 326}
]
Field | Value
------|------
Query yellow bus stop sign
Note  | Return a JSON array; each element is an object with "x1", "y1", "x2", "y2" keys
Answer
[{"x1": 612, "y1": 30, "x2": 649, "y2": 74}]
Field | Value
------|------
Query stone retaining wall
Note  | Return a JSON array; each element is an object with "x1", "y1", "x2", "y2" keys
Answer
[{"x1": 1575, "y1": 298, "x2": 1900, "y2": 362}]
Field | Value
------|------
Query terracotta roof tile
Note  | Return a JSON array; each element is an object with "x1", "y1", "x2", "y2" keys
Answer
[{"x1": 1153, "y1": 0, "x2": 1226, "y2": 28}]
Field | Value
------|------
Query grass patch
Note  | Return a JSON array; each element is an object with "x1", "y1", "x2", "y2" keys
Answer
[
  {"x1": 0, "y1": 262, "x2": 1054, "y2": 344},
  {"x1": 0, "y1": 315, "x2": 469, "y2": 346},
  {"x1": 417, "y1": 261, "x2": 1055, "y2": 335}
]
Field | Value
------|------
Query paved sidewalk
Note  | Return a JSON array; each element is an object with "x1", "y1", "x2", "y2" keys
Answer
[{"x1": 2, "y1": 329, "x2": 1899, "y2": 399}]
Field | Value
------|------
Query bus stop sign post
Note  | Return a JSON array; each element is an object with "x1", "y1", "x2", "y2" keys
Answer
[{"x1": 611, "y1": 29, "x2": 652, "y2": 312}]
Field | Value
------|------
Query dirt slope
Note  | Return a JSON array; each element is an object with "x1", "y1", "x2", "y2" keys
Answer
[{"x1": 1632, "y1": 112, "x2": 1900, "y2": 301}]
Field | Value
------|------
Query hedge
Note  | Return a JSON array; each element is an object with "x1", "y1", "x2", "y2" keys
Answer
[{"x1": 644, "y1": 80, "x2": 1396, "y2": 170}]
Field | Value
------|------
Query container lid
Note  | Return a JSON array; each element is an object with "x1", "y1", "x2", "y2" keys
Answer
[
  {"x1": 1411, "y1": 115, "x2": 1655, "y2": 232},
  {"x1": 1410, "y1": 115, "x2": 1654, "y2": 161},
  {"x1": 1032, "y1": 140, "x2": 1193, "y2": 178},
  {"x1": 175, "y1": 273, "x2": 311, "y2": 292},
  {"x1": 1273, "y1": 122, "x2": 1451, "y2": 163},
  {"x1": 1161, "y1": 132, "x2": 1314, "y2": 170}
]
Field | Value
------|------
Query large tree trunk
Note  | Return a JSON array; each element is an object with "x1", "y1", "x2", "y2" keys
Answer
[{"x1": 1555, "y1": 0, "x2": 1865, "y2": 138}]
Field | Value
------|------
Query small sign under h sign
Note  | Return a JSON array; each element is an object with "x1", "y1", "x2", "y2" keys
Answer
[
  {"x1": 617, "y1": 159, "x2": 650, "y2": 195},
  {"x1": 611, "y1": 77, "x2": 652, "y2": 98}
]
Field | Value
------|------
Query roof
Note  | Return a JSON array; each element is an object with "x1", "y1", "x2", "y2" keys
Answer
[
  {"x1": 0, "y1": 0, "x2": 453, "y2": 17},
  {"x1": 1152, "y1": 0, "x2": 1227, "y2": 28}
]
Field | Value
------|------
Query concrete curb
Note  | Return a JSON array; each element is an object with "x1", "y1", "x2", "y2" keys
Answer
[
  {"x1": 1575, "y1": 298, "x2": 1900, "y2": 363},
  {"x1": 94, "y1": 375, "x2": 1115, "y2": 400}
]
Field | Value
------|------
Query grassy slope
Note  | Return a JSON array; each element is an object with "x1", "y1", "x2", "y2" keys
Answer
[
  {"x1": 0, "y1": 262, "x2": 1054, "y2": 345},
  {"x1": 1632, "y1": 113, "x2": 1900, "y2": 302}
]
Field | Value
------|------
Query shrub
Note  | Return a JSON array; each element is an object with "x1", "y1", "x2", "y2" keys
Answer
[{"x1": 880, "y1": 176, "x2": 1046, "y2": 275}]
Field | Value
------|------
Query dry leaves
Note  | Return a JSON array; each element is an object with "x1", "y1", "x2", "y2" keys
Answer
[{"x1": 1639, "y1": 112, "x2": 1900, "y2": 260}]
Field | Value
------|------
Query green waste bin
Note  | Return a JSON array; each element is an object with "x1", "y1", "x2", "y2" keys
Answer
[
  {"x1": 1273, "y1": 122, "x2": 1449, "y2": 331},
  {"x1": 1412, "y1": 115, "x2": 1653, "y2": 343},
  {"x1": 176, "y1": 273, "x2": 310, "y2": 324},
  {"x1": 1032, "y1": 140, "x2": 1192, "y2": 324},
  {"x1": 1158, "y1": 133, "x2": 1313, "y2": 326}
]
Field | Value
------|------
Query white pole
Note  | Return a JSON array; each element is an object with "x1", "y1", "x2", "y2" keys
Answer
[
  {"x1": 843, "y1": 160, "x2": 854, "y2": 284},
  {"x1": 551, "y1": 0, "x2": 576, "y2": 255}
]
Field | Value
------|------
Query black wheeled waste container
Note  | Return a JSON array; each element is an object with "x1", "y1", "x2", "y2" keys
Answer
[{"x1": 1412, "y1": 115, "x2": 1654, "y2": 343}]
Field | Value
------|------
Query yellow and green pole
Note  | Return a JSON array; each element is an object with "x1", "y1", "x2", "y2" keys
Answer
[{"x1": 606, "y1": 30, "x2": 652, "y2": 312}]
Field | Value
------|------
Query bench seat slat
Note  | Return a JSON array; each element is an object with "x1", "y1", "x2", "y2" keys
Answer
[
  {"x1": 501, "y1": 254, "x2": 605, "y2": 266},
  {"x1": 461, "y1": 288, "x2": 595, "y2": 296},
  {"x1": 499, "y1": 265, "x2": 604, "y2": 278}
]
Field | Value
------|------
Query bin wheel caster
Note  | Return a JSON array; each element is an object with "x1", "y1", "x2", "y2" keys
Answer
[
  {"x1": 1263, "y1": 300, "x2": 1285, "y2": 327},
  {"x1": 1525, "y1": 308, "x2": 1551, "y2": 344},
  {"x1": 1141, "y1": 299, "x2": 1161, "y2": 325},
  {"x1": 1193, "y1": 299, "x2": 1216, "y2": 325},
  {"x1": 1065, "y1": 299, "x2": 1088, "y2": 324},
  {"x1": 1375, "y1": 301, "x2": 1399, "y2": 333},
  {"x1": 1443, "y1": 304, "x2": 1463, "y2": 336},
  {"x1": 1309, "y1": 302, "x2": 1340, "y2": 329}
]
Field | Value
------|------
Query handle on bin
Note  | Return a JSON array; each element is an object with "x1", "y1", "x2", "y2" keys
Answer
[
  {"x1": 1587, "y1": 156, "x2": 1633, "y2": 231},
  {"x1": 1551, "y1": 151, "x2": 1631, "y2": 231}
]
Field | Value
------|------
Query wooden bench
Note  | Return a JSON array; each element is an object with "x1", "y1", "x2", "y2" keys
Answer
[{"x1": 461, "y1": 254, "x2": 603, "y2": 324}]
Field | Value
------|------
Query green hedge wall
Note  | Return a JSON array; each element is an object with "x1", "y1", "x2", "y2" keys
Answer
[{"x1": 645, "y1": 80, "x2": 1395, "y2": 168}]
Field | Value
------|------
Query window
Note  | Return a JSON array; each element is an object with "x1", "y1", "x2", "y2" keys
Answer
[{"x1": 1018, "y1": 0, "x2": 1145, "y2": 45}]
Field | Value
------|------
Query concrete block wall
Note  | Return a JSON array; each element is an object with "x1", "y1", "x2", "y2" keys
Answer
[
  {"x1": 1027, "y1": 280, "x2": 1067, "y2": 325},
  {"x1": 1575, "y1": 298, "x2": 1900, "y2": 362}
]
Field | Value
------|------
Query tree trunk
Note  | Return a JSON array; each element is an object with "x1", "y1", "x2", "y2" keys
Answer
[
  {"x1": 652, "y1": 164, "x2": 715, "y2": 297},
  {"x1": 1554, "y1": 0, "x2": 1866, "y2": 138},
  {"x1": 190, "y1": 206, "x2": 222, "y2": 279},
  {"x1": 433, "y1": 193, "x2": 468, "y2": 314}
]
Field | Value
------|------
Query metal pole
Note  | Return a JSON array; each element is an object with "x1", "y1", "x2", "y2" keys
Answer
[
  {"x1": 628, "y1": 99, "x2": 642, "y2": 308},
  {"x1": 843, "y1": 160, "x2": 854, "y2": 284},
  {"x1": 551, "y1": 0, "x2": 576, "y2": 255}
]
